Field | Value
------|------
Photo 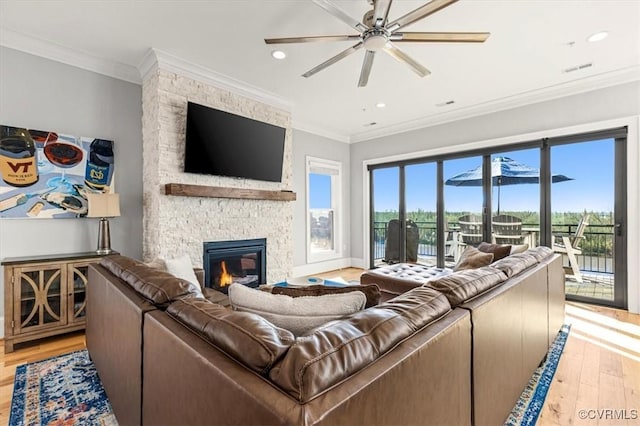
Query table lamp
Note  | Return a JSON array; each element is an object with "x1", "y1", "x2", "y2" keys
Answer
[{"x1": 86, "y1": 193, "x2": 120, "y2": 255}]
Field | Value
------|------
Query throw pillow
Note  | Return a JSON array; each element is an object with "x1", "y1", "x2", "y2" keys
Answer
[
  {"x1": 453, "y1": 246, "x2": 494, "y2": 272},
  {"x1": 271, "y1": 283, "x2": 381, "y2": 308},
  {"x1": 510, "y1": 243, "x2": 529, "y2": 255},
  {"x1": 227, "y1": 283, "x2": 366, "y2": 336},
  {"x1": 477, "y1": 242, "x2": 512, "y2": 262},
  {"x1": 164, "y1": 254, "x2": 204, "y2": 298}
]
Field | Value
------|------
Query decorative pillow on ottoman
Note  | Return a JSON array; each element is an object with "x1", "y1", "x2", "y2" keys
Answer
[
  {"x1": 228, "y1": 283, "x2": 366, "y2": 336},
  {"x1": 453, "y1": 246, "x2": 494, "y2": 272},
  {"x1": 271, "y1": 284, "x2": 381, "y2": 308}
]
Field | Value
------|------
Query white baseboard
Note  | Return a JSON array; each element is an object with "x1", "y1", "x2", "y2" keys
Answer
[
  {"x1": 349, "y1": 257, "x2": 367, "y2": 269},
  {"x1": 292, "y1": 258, "x2": 353, "y2": 278}
]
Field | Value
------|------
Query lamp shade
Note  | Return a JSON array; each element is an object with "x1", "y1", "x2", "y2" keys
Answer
[{"x1": 86, "y1": 193, "x2": 120, "y2": 218}]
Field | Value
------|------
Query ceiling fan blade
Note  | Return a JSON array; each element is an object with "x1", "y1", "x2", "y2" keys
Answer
[
  {"x1": 265, "y1": 35, "x2": 361, "y2": 44},
  {"x1": 373, "y1": 0, "x2": 393, "y2": 28},
  {"x1": 392, "y1": 32, "x2": 490, "y2": 43},
  {"x1": 312, "y1": 0, "x2": 368, "y2": 32},
  {"x1": 302, "y1": 41, "x2": 364, "y2": 78},
  {"x1": 386, "y1": 0, "x2": 458, "y2": 32},
  {"x1": 358, "y1": 50, "x2": 376, "y2": 87},
  {"x1": 383, "y1": 43, "x2": 430, "y2": 77}
]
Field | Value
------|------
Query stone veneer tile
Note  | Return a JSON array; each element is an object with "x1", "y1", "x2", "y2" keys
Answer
[{"x1": 142, "y1": 68, "x2": 293, "y2": 283}]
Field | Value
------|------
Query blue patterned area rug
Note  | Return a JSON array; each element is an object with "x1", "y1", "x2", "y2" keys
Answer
[
  {"x1": 10, "y1": 326, "x2": 570, "y2": 426},
  {"x1": 505, "y1": 324, "x2": 571, "y2": 426},
  {"x1": 10, "y1": 349, "x2": 117, "y2": 426}
]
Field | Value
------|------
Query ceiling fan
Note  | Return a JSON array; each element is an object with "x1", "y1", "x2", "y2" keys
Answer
[{"x1": 265, "y1": 0, "x2": 490, "y2": 87}]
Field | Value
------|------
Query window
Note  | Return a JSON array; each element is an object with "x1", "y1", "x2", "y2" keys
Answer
[{"x1": 307, "y1": 157, "x2": 342, "y2": 263}]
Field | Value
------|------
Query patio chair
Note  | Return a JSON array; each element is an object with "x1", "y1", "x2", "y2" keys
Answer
[
  {"x1": 552, "y1": 214, "x2": 590, "y2": 283},
  {"x1": 457, "y1": 214, "x2": 483, "y2": 253},
  {"x1": 492, "y1": 214, "x2": 524, "y2": 245},
  {"x1": 444, "y1": 218, "x2": 461, "y2": 261}
]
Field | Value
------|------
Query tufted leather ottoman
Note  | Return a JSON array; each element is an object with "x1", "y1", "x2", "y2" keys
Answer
[{"x1": 360, "y1": 263, "x2": 450, "y2": 302}]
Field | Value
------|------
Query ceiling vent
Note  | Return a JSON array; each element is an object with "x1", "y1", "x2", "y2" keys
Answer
[{"x1": 563, "y1": 62, "x2": 593, "y2": 73}]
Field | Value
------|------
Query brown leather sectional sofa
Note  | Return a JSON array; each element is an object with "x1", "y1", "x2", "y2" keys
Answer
[{"x1": 86, "y1": 249, "x2": 564, "y2": 426}]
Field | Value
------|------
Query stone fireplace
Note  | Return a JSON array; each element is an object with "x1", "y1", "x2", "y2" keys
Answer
[
  {"x1": 140, "y1": 54, "x2": 294, "y2": 283},
  {"x1": 203, "y1": 238, "x2": 266, "y2": 293}
]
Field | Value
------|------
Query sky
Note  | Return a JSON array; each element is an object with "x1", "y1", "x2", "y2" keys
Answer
[{"x1": 370, "y1": 138, "x2": 615, "y2": 214}]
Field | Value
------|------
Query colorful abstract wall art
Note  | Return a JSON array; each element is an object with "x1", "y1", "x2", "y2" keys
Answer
[{"x1": 0, "y1": 125, "x2": 115, "y2": 219}]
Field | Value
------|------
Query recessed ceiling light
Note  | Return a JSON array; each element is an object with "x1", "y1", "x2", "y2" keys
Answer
[
  {"x1": 587, "y1": 31, "x2": 608, "y2": 42},
  {"x1": 271, "y1": 50, "x2": 286, "y2": 59},
  {"x1": 376, "y1": 102, "x2": 386, "y2": 108}
]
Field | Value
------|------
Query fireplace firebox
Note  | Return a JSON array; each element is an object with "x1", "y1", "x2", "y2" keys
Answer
[{"x1": 203, "y1": 238, "x2": 266, "y2": 293}]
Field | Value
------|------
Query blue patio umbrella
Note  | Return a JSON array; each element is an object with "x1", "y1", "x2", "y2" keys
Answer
[{"x1": 445, "y1": 156, "x2": 573, "y2": 213}]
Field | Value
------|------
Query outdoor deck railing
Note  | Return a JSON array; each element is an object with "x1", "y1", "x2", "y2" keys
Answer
[{"x1": 372, "y1": 221, "x2": 614, "y2": 273}]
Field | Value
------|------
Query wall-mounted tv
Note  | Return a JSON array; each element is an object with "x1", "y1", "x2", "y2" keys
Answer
[{"x1": 184, "y1": 102, "x2": 286, "y2": 183}]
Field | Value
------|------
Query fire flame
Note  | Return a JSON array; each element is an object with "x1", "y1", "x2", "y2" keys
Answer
[{"x1": 219, "y1": 261, "x2": 233, "y2": 287}]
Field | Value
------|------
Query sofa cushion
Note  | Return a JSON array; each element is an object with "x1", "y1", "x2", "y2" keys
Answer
[
  {"x1": 269, "y1": 286, "x2": 451, "y2": 403},
  {"x1": 528, "y1": 246, "x2": 553, "y2": 262},
  {"x1": 477, "y1": 242, "x2": 512, "y2": 262},
  {"x1": 228, "y1": 284, "x2": 366, "y2": 336},
  {"x1": 101, "y1": 255, "x2": 199, "y2": 307},
  {"x1": 425, "y1": 266, "x2": 507, "y2": 306},
  {"x1": 490, "y1": 252, "x2": 538, "y2": 277},
  {"x1": 167, "y1": 298, "x2": 294, "y2": 374},
  {"x1": 453, "y1": 246, "x2": 494, "y2": 272},
  {"x1": 271, "y1": 283, "x2": 381, "y2": 308}
]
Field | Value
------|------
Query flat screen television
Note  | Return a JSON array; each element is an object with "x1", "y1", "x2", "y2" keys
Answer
[{"x1": 184, "y1": 102, "x2": 286, "y2": 182}]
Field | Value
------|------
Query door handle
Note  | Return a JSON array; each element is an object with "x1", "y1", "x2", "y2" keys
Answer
[{"x1": 615, "y1": 223, "x2": 622, "y2": 236}]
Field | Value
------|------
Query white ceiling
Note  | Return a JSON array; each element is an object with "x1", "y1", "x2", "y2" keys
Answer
[{"x1": 1, "y1": 0, "x2": 638, "y2": 142}]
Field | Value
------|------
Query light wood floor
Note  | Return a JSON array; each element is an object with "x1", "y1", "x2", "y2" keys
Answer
[{"x1": 1, "y1": 267, "x2": 638, "y2": 426}]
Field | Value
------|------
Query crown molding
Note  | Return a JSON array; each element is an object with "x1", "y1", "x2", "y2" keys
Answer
[
  {"x1": 291, "y1": 120, "x2": 350, "y2": 143},
  {"x1": 142, "y1": 48, "x2": 293, "y2": 113},
  {"x1": 350, "y1": 65, "x2": 640, "y2": 143},
  {"x1": 0, "y1": 28, "x2": 141, "y2": 84}
]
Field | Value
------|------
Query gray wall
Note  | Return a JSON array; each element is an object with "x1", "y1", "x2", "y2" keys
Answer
[
  {"x1": 292, "y1": 129, "x2": 350, "y2": 269},
  {"x1": 350, "y1": 80, "x2": 640, "y2": 261},
  {"x1": 0, "y1": 47, "x2": 143, "y2": 335}
]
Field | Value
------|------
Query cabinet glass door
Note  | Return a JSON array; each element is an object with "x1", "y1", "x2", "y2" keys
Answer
[
  {"x1": 14, "y1": 265, "x2": 65, "y2": 333},
  {"x1": 68, "y1": 263, "x2": 90, "y2": 324}
]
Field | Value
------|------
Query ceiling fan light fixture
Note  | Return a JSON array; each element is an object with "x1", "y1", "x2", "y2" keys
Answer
[
  {"x1": 271, "y1": 50, "x2": 287, "y2": 59},
  {"x1": 587, "y1": 31, "x2": 608, "y2": 42},
  {"x1": 363, "y1": 32, "x2": 388, "y2": 51}
]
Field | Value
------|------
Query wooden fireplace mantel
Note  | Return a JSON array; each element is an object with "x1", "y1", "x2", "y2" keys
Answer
[{"x1": 164, "y1": 183, "x2": 296, "y2": 201}]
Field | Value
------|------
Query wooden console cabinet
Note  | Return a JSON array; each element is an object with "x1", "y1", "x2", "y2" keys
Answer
[{"x1": 2, "y1": 251, "x2": 116, "y2": 352}]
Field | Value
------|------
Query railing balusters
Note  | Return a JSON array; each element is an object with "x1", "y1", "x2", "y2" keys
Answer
[{"x1": 372, "y1": 221, "x2": 614, "y2": 274}]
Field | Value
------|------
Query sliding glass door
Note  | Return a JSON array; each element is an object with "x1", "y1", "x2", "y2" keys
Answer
[
  {"x1": 368, "y1": 127, "x2": 627, "y2": 309},
  {"x1": 370, "y1": 163, "x2": 438, "y2": 267},
  {"x1": 405, "y1": 163, "x2": 437, "y2": 266},
  {"x1": 549, "y1": 134, "x2": 626, "y2": 308},
  {"x1": 443, "y1": 156, "x2": 483, "y2": 266},
  {"x1": 370, "y1": 167, "x2": 400, "y2": 267}
]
